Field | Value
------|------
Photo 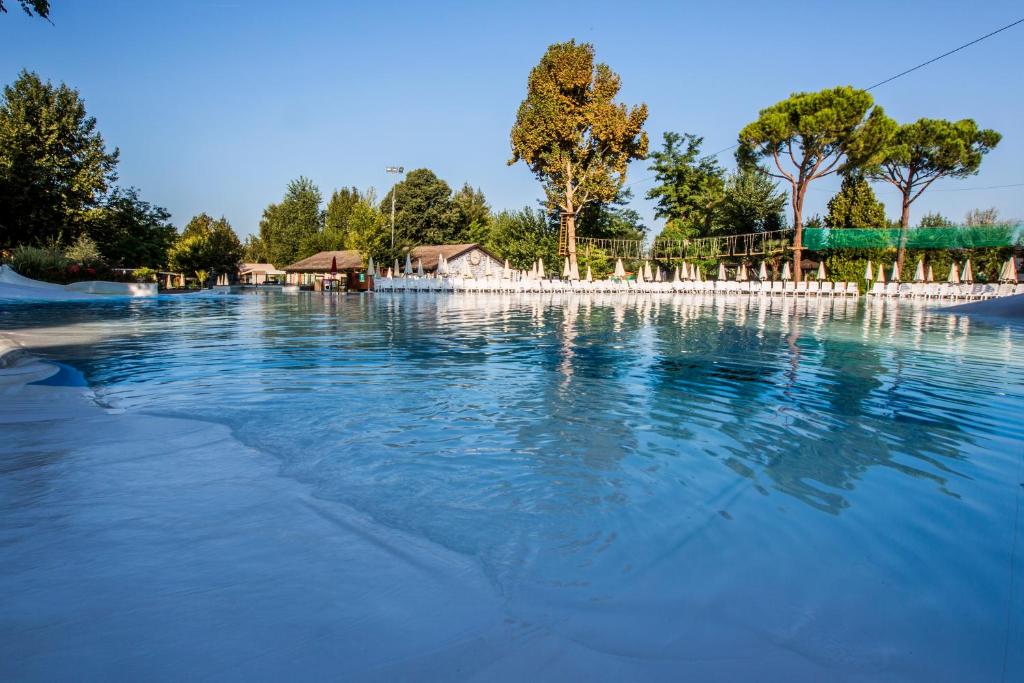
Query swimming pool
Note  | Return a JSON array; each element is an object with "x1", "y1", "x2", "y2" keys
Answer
[{"x1": 1, "y1": 291, "x2": 1022, "y2": 680}]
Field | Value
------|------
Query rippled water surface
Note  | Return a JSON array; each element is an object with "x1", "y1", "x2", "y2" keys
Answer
[{"x1": 2, "y1": 291, "x2": 1023, "y2": 680}]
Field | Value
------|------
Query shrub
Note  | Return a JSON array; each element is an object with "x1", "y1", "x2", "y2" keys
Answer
[
  {"x1": 131, "y1": 267, "x2": 157, "y2": 283},
  {"x1": 9, "y1": 245, "x2": 69, "y2": 282},
  {"x1": 64, "y1": 234, "x2": 104, "y2": 266}
]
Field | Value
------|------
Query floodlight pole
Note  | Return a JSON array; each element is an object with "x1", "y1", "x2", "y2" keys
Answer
[{"x1": 386, "y1": 166, "x2": 404, "y2": 248}]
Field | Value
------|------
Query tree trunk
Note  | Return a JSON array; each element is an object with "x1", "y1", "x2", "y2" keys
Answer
[
  {"x1": 896, "y1": 191, "x2": 912, "y2": 273},
  {"x1": 566, "y1": 211, "x2": 578, "y2": 275},
  {"x1": 791, "y1": 185, "x2": 804, "y2": 282}
]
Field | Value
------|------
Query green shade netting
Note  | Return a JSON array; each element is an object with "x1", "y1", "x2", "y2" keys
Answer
[{"x1": 802, "y1": 225, "x2": 1022, "y2": 250}]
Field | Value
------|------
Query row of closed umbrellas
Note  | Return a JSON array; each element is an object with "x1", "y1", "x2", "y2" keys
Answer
[{"x1": 358, "y1": 253, "x2": 1018, "y2": 285}]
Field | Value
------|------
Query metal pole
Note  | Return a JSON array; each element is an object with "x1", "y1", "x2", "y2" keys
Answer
[{"x1": 390, "y1": 187, "x2": 396, "y2": 248}]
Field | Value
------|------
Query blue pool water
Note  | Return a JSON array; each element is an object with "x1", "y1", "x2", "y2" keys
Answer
[{"x1": 1, "y1": 291, "x2": 1022, "y2": 680}]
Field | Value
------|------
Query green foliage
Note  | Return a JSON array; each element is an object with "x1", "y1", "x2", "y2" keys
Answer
[
  {"x1": 576, "y1": 190, "x2": 646, "y2": 241},
  {"x1": 0, "y1": 70, "x2": 119, "y2": 248},
  {"x1": 64, "y1": 233, "x2": 103, "y2": 265},
  {"x1": 718, "y1": 167, "x2": 788, "y2": 234},
  {"x1": 345, "y1": 194, "x2": 398, "y2": 266},
  {"x1": 484, "y1": 207, "x2": 556, "y2": 270},
  {"x1": 825, "y1": 172, "x2": 886, "y2": 228},
  {"x1": 84, "y1": 186, "x2": 175, "y2": 268},
  {"x1": 964, "y1": 207, "x2": 1003, "y2": 227},
  {"x1": 324, "y1": 186, "x2": 361, "y2": 244},
  {"x1": 918, "y1": 212, "x2": 952, "y2": 228},
  {"x1": 646, "y1": 132, "x2": 724, "y2": 239},
  {"x1": 379, "y1": 169, "x2": 488, "y2": 246},
  {"x1": 257, "y1": 176, "x2": 323, "y2": 267},
  {"x1": 241, "y1": 234, "x2": 265, "y2": 262},
  {"x1": 168, "y1": 213, "x2": 242, "y2": 276},
  {"x1": 868, "y1": 118, "x2": 1001, "y2": 227},
  {"x1": 737, "y1": 85, "x2": 894, "y2": 275},
  {"x1": 804, "y1": 214, "x2": 823, "y2": 229},
  {"x1": 9, "y1": 244, "x2": 68, "y2": 279},
  {"x1": 194, "y1": 269, "x2": 209, "y2": 289},
  {"x1": 131, "y1": 267, "x2": 157, "y2": 283},
  {"x1": 509, "y1": 40, "x2": 647, "y2": 269},
  {"x1": 577, "y1": 247, "x2": 612, "y2": 279},
  {"x1": 0, "y1": 1, "x2": 49, "y2": 18}
]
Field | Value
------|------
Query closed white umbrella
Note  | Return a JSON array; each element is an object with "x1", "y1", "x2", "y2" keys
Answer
[
  {"x1": 947, "y1": 262, "x2": 960, "y2": 284},
  {"x1": 926, "y1": 264, "x2": 934, "y2": 283},
  {"x1": 386, "y1": 267, "x2": 393, "y2": 278},
  {"x1": 816, "y1": 261, "x2": 826, "y2": 280},
  {"x1": 613, "y1": 259, "x2": 625, "y2": 278},
  {"x1": 416, "y1": 258, "x2": 424, "y2": 277},
  {"x1": 717, "y1": 262, "x2": 727, "y2": 280},
  {"x1": 999, "y1": 257, "x2": 1018, "y2": 283},
  {"x1": 503, "y1": 259, "x2": 512, "y2": 279},
  {"x1": 877, "y1": 266, "x2": 886, "y2": 284},
  {"x1": 643, "y1": 261, "x2": 653, "y2": 281},
  {"x1": 695, "y1": 265, "x2": 703, "y2": 282},
  {"x1": 781, "y1": 261, "x2": 791, "y2": 281},
  {"x1": 961, "y1": 259, "x2": 973, "y2": 283},
  {"x1": 890, "y1": 260, "x2": 899, "y2": 282},
  {"x1": 636, "y1": 263, "x2": 646, "y2": 283},
  {"x1": 485, "y1": 257, "x2": 494, "y2": 278},
  {"x1": 461, "y1": 258, "x2": 473, "y2": 278},
  {"x1": 404, "y1": 253, "x2": 413, "y2": 275},
  {"x1": 585, "y1": 264, "x2": 593, "y2": 282},
  {"x1": 673, "y1": 265, "x2": 681, "y2": 283},
  {"x1": 562, "y1": 257, "x2": 571, "y2": 278},
  {"x1": 655, "y1": 267, "x2": 663, "y2": 282},
  {"x1": 913, "y1": 259, "x2": 924, "y2": 282},
  {"x1": 758, "y1": 261, "x2": 768, "y2": 281},
  {"x1": 737, "y1": 263, "x2": 747, "y2": 282},
  {"x1": 864, "y1": 260, "x2": 873, "y2": 282},
  {"x1": 537, "y1": 257, "x2": 545, "y2": 279},
  {"x1": 394, "y1": 259, "x2": 401, "y2": 277},
  {"x1": 367, "y1": 256, "x2": 375, "y2": 277}
]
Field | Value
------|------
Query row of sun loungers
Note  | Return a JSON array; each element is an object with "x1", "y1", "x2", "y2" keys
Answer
[
  {"x1": 375, "y1": 277, "x2": 863, "y2": 296},
  {"x1": 866, "y1": 281, "x2": 1024, "y2": 299}
]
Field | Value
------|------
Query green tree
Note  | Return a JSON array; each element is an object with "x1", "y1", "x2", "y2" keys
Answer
[
  {"x1": 718, "y1": 166, "x2": 788, "y2": 235},
  {"x1": 84, "y1": 187, "x2": 176, "y2": 268},
  {"x1": 241, "y1": 234, "x2": 266, "y2": 262},
  {"x1": 379, "y1": 168, "x2": 458, "y2": 245},
  {"x1": 646, "y1": 131, "x2": 725, "y2": 239},
  {"x1": 345, "y1": 194, "x2": 397, "y2": 266},
  {"x1": 450, "y1": 183, "x2": 491, "y2": 241},
  {"x1": 169, "y1": 213, "x2": 242, "y2": 277},
  {"x1": 509, "y1": 40, "x2": 648, "y2": 274},
  {"x1": 0, "y1": 70, "x2": 119, "y2": 248},
  {"x1": 257, "y1": 176, "x2": 323, "y2": 267},
  {"x1": 867, "y1": 118, "x2": 1000, "y2": 268},
  {"x1": 323, "y1": 186, "x2": 361, "y2": 248},
  {"x1": 737, "y1": 86, "x2": 893, "y2": 279},
  {"x1": 486, "y1": 207, "x2": 557, "y2": 270},
  {"x1": 824, "y1": 172, "x2": 886, "y2": 229},
  {"x1": 918, "y1": 211, "x2": 952, "y2": 228},
  {"x1": 0, "y1": 1, "x2": 49, "y2": 18},
  {"x1": 576, "y1": 190, "x2": 646, "y2": 240},
  {"x1": 964, "y1": 207, "x2": 1003, "y2": 227}
]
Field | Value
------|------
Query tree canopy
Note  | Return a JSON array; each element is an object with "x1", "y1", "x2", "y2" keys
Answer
[
  {"x1": 168, "y1": 213, "x2": 243, "y2": 279},
  {"x1": 0, "y1": 70, "x2": 119, "y2": 248},
  {"x1": 646, "y1": 132, "x2": 724, "y2": 240},
  {"x1": 85, "y1": 187, "x2": 176, "y2": 268},
  {"x1": 718, "y1": 167, "x2": 788, "y2": 235},
  {"x1": 866, "y1": 117, "x2": 1000, "y2": 267},
  {"x1": 509, "y1": 40, "x2": 647, "y2": 273},
  {"x1": 257, "y1": 176, "x2": 323, "y2": 267},
  {"x1": 824, "y1": 172, "x2": 887, "y2": 229},
  {"x1": 737, "y1": 85, "x2": 893, "y2": 279}
]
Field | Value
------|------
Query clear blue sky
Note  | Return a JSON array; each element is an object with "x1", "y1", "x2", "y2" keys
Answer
[{"x1": 2, "y1": 1, "x2": 1022, "y2": 238}]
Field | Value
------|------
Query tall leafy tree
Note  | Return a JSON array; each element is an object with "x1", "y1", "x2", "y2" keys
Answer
[
  {"x1": 257, "y1": 176, "x2": 323, "y2": 267},
  {"x1": 241, "y1": 234, "x2": 266, "y2": 262},
  {"x1": 718, "y1": 167, "x2": 788, "y2": 234},
  {"x1": 0, "y1": 70, "x2": 119, "y2": 248},
  {"x1": 866, "y1": 118, "x2": 1000, "y2": 268},
  {"x1": 646, "y1": 132, "x2": 725, "y2": 240},
  {"x1": 576, "y1": 189, "x2": 646, "y2": 241},
  {"x1": 450, "y1": 183, "x2": 491, "y2": 241},
  {"x1": 379, "y1": 168, "x2": 457, "y2": 245},
  {"x1": 486, "y1": 207, "x2": 557, "y2": 270},
  {"x1": 737, "y1": 86, "x2": 893, "y2": 279},
  {"x1": 918, "y1": 211, "x2": 952, "y2": 228},
  {"x1": 85, "y1": 187, "x2": 176, "y2": 268},
  {"x1": 169, "y1": 213, "x2": 242, "y2": 278},
  {"x1": 509, "y1": 40, "x2": 648, "y2": 274},
  {"x1": 824, "y1": 172, "x2": 886, "y2": 229},
  {"x1": 324, "y1": 186, "x2": 361, "y2": 248}
]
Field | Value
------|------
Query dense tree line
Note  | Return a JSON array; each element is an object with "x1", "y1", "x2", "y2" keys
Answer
[{"x1": 0, "y1": 71, "x2": 244, "y2": 283}]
